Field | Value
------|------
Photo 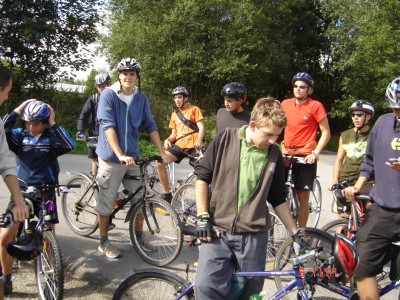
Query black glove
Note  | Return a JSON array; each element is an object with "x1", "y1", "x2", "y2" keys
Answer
[
  {"x1": 195, "y1": 213, "x2": 212, "y2": 240},
  {"x1": 291, "y1": 229, "x2": 302, "y2": 255}
]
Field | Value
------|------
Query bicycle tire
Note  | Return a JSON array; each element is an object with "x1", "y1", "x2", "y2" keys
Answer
[
  {"x1": 274, "y1": 227, "x2": 339, "y2": 300},
  {"x1": 129, "y1": 197, "x2": 183, "y2": 267},
  {"x1": 266, "y1": 211, "x2": 289, "y2": 268},
  {"x1": 61, "y1": 173, "x2": 99, "y2": 236},
  {"x1": 170, "y1": 182, "x2": 197, "y2": 226},
  {"x1": 307, "y1": 179, "x2": 322, "y2": 228},
  {"x1": 36, "y1": 230, "x2": 64, "y2": 300},
  {"x1": 320, "y1": 219, "x2": 353, "y2": 238},
  {"x1": 112, "y1": 270, "x2": 193, "y2": 300},
  {"x1": 182, "y1": 172, "x2": 196, "y2": 184}
]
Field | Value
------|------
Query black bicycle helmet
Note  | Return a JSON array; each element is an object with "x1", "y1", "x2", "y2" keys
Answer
[
  {"x1": 385, "y1": 77, "x2": 400, "y2": 108},
  {"x1": 21, "y1": 100, "x2": 51, "y2": 123},
  {"x1": 117, "y1": 57, "x2": 141, "y2": 73},
  {"x1": 221, "y1": 82, "x2": 247, "y2": 101},
  {"x1": 94, "y1": 73, "x2": 111, "y2": 85},
  {"x1": 348, "y1": 100, "x2": 374, "y2": 117},
  {"x1": 172, "y1": 86, "x2": 189, "y2": 97},
  {"x1": 333, "y1": 234, "x2": 359, "y2": 284},
  {"x1": 292, "y1": 72, "x2": 314, "y2": 87},
  {"x1": 7, "y1": 225, "x2": 43, "y2": 261}
]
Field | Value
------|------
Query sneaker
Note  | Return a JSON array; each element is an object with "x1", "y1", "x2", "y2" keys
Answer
[
  {"x1": 161, "y1": 193, "x2": 173, "y2": 203},
  {"x1": 139, "y1": 240, "x2": 154, "y2": 253},
  {"x1": 3, "y1": 280, "x2": 12, "y2": 296},
  {"x1": 98, "y1": 241, "x2": 121, "y2": 259}
]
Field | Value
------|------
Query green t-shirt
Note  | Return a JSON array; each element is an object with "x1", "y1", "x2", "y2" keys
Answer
[
  {"x1": 237, "y1": 126, "x2": 269, "y2": 211},
  {"x1": 339, "y1": 128, "x2": 370, "y2": 179}
]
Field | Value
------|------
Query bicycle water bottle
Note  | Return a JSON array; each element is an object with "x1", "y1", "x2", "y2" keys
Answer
[{"x1": 249, "y1": 290, "x2": 266, "y2": 300}]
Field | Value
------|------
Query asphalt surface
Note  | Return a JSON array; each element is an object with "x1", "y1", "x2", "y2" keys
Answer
[{"x1": 0, "y1": 152, "x2": 397, "y2": 299}]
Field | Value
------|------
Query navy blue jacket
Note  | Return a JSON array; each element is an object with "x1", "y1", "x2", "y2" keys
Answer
[{"x1": 3, "y1": 111, "x2": 75, "y2": 184}]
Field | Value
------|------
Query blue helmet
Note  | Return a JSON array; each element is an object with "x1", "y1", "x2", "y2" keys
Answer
[
  {"x1": 221, "y1": 82, "x2": 247, "y2": 101},
  {"x1": 22, "y1": 100, "x2": 51, "y2": 123},
  {"x1": 385, "y1": 77, "x2": 400, "y2": 108},
  {"x1": 292, "y1": 72, "x2": 314, "y2": 87}
]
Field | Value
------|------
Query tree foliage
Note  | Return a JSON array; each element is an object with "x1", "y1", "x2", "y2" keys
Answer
[
  {"x1": 102, "y1": 0, "x2": 331, "y2": 120},
  {"x1": 0, "y1": 0, "x2": 101, "y2": 91}
]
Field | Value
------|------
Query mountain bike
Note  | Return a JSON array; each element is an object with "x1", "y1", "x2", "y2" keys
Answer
[
  {"x1": 281, "y1": 155, "x2": 322, "y2": 228},
  {"x1": 170, "y1": 182, "x2": 289, "y2": 266},
  {"x1": 112, "y1": 226, "x2": 344, "y2": 300},
  {"x1": 14, "y1": 179, "x2": 81, "y2": 300},
  {"x1": 61, "y1": 155, "x2": 183, "y2": 267}
]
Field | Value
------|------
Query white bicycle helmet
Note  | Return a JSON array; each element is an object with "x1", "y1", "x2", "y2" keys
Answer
[
  {"x1": 94, "y1": 73, "x2": 111, "y2": 85},
  {"x1": 172, "y1": 86, "x2": 189, "y2": 97},
  {"x1": 385, "y1": 77, "x2": 400, "y2": 108},
  {"x1": 21, "y1": 100, "x2": 50, "y2": 123},
  {"x1": 348, "y1": 100, "x2": 374, "y2": 117},
  {"x1": 117, "y1": 57, "x2": 141, "y2": 73}
]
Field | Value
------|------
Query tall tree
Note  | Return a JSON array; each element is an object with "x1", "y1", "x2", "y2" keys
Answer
[
  {"x1": 0, "y1": 0, "x2": 101, "y2": 91},
  {"x1": 102, "y1": 0, "x2": 330, "y2": 116}
]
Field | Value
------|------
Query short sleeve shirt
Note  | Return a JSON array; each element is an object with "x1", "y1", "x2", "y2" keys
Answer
[
  {"x1": 281, "y1": 98, "x2": 327, "y2": 147},
  {"x1": 169, "y1": 105, "x2": 203, "y2": 149}
]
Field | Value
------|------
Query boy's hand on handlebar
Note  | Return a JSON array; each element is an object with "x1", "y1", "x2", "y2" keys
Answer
[
  {"x1": 11, "y1": 202, "x2": 29, "y2": 223},
  {"x1": 118, "y1": 155, "x2": 136, "y2": 166},
  {"x1": 195, "y1": 213, "x2": 213, "y2": 243},
  {"x1": 342, "y1": 186, "x2": 359, "y2": 202},
  {"x1": 76, "y1": 131, "x2": 86, "y2": 141}
]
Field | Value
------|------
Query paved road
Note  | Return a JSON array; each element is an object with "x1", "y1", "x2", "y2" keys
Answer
[{"x1": 0, "y1": 152, "x2": 396, "y2": 299}]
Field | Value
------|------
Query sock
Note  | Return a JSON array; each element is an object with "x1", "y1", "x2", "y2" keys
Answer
[
  {"x1": 4, "y1": 273, "x2": 11, "y2": 283},
  {"x1": 100, "y1": 236, "x2": 108, "y2": 245}
]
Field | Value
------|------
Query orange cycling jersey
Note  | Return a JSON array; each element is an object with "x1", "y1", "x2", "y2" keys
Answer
[{"x1": 169, "y1": 105, "x2": 203, "y2": 149}]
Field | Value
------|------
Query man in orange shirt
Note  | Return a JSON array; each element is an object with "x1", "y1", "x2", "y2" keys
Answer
[
  {"x1": 156, "y1": 86, "x2": 205, "y2": 201},
  {"x1": 281, "y1": 72, "x2": 330, "y2": 227}
]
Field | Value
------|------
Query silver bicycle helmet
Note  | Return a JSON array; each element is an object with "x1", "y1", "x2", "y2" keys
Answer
[
  {"x1": 117, "y1": 57, "x2": 141, "y2": 73},
  {"x1": 292, "y1": 72, "x2": 314, "y2": 87},
  {"x1": 21, "y1": 100, "x2": 50, "y2": 123},
  {"x1": 94, "y1": 73, "x2": 111, "y2": 85},
  {"x1": 221, "y1": 82, "x2": 247, "y2": 101},
  {"x1": 348, "y1": 100, "x2": 374, "y2": 117},
  {"x1": 172, "y1": 86, "x2": 189, "y2": 97},
  {"x1": 385, "y1": 77, "x2": 400, "y2": 108}
]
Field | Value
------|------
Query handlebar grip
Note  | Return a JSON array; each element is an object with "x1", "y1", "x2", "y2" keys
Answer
[{"x1": 66, "y1": 184, "x2": 81, "y2": 188}]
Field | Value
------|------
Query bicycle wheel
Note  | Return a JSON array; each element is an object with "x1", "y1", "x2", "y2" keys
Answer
[
  {"x1": 266, "y1": 211, "x2": 289, "y2": 268},
  {"x1": 306, "y1": 179, "x2": 322, "y2": 228},
  {"x1": 61, "y1": 173, "x2": 99, "y2": 236},
  {"x1": 129, "y1": 197, "x2": 183, "y2": 267},
  {"x1": 171, "y1": 183, "x2": 197, "y2": 226},
  {"x1": 112, "y1": 270, "x2": 193, "y2": 300},
  {"x1": 274, "y1": 227, "x2": 339, "y2": 300},
  {"x1": 321, "y1": 219, "x2": 353, "y2": 238},
  {"x1": 182, "y1": 172, "x2": 196, "y2": 184},
  {"x1": 36, "y1": 230, "x2": 64, "y2": 300}
]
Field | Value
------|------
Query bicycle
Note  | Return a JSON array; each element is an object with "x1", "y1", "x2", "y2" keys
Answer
[
  {"x1": 11, "y1": 179, "x2": 81, "y2": 300},
  {"x1": 112, "y1": 225, "x2": 344, "y2": 300},
  {"x1": 322, "y1": 181, "x2": 400, "y2": 296},
  {"x1": 61, "y1": 155, "x2": 183, "y2": 267},
  {"x1": 170, "y1": 182, "x2": 289, "y2": 266},
  {"x1": 280, "y1": 155, "x2": 322, "y2": 228}
]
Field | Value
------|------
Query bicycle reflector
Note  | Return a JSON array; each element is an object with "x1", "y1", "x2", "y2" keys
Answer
[
  {"x1": 7, "y1": 225, "x2": 43, "y2": 261},
  {"x1": 333, "y1": 234, "x2": 359, "y2": 284}
]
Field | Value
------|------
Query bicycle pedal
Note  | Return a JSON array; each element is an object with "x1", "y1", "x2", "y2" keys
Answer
[{"x1": 108, "y1": 223, "x2": 116, "y2": 231}]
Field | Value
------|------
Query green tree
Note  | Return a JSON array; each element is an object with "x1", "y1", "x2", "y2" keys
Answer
[
  {"x1": 321, "y1": 0, "x2": 400, "y2": 120},
  {"x1": 102, "y1": 0, "x2": 331, "y2": 119},
  {"x1": 0, "y1": 0, "x2": 102, "y2": 91}
]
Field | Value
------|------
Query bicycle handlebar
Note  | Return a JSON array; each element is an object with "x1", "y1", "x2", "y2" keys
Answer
[{"x1": 0, "y1": 213, "x2": 13, "y2": 228}]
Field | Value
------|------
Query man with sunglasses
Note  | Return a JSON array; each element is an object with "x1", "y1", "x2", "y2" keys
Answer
[
  {"x1": 330, "y1": 100, "x2": 375, "y2": 219},
  {"x1": 281, "y1": 72, "x2": 330, "y2": 227}
]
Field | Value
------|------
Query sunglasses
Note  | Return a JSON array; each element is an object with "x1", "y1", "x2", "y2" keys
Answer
[
  {"x1": 351, "y1": 113, "x2": 366, "y2": 118},
  {"x1": 293, "y1": 85, "x2": 308, "y2": 89}
]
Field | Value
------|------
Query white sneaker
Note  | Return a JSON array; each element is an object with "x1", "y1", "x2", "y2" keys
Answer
[{"x1": 98, "y1": 241, "x2": 121, "y2": 259}]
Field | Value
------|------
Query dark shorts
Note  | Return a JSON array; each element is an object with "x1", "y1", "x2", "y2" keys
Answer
[
  {"x1": 8, "y1": 188, "x2": 59, "y2": 224},
  {"x1": 87, "y1": 138, "x2": 98, "y2": 159},
  {"x1": 285, "y1": 161, "x2": 317, "y2": 190},
  {"x1": 354, "y1": 204, "x2": 400, "y2": 278},
  {"x1": 336, "y1": 183, "x2": 373, "y2": 213},
  {"x1": 168, "y1": 144, "x2": 198, "y2": 166}
]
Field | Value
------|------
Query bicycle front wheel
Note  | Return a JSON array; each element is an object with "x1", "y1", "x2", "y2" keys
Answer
[
  {"x1": 129, "y1": 197, "x2": 183, "y2": 267},
  {"x1": 321, "y1": 219, "x2": 353, "y2": 238},
  {"x1": 307, "y1": 179, "x2": 322, "y2": 228},
  {"x1": 61, "y1": 173, "x2": 99, "y2": 236},
  {"x1": 274, "y1": 228, "x2": 337, "y2": 300},
  {"x1": 36, "y1": 230, "x2": 64, "y2": 300},
  {"x1": 171, "y1": 182, "x2": 197, "y2": 226},
  {"x1": 112, "y1": 270, "x2": 193, "y2": 300}
]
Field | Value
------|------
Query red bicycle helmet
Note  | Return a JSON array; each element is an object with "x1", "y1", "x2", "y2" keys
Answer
[{"x1": 333, "y1": 234, "x2": 359, "y2": 284}]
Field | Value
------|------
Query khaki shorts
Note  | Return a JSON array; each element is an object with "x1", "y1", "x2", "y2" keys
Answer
[{"x1": 95, "y1": 158, "x2": 141, "y2": 216}]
